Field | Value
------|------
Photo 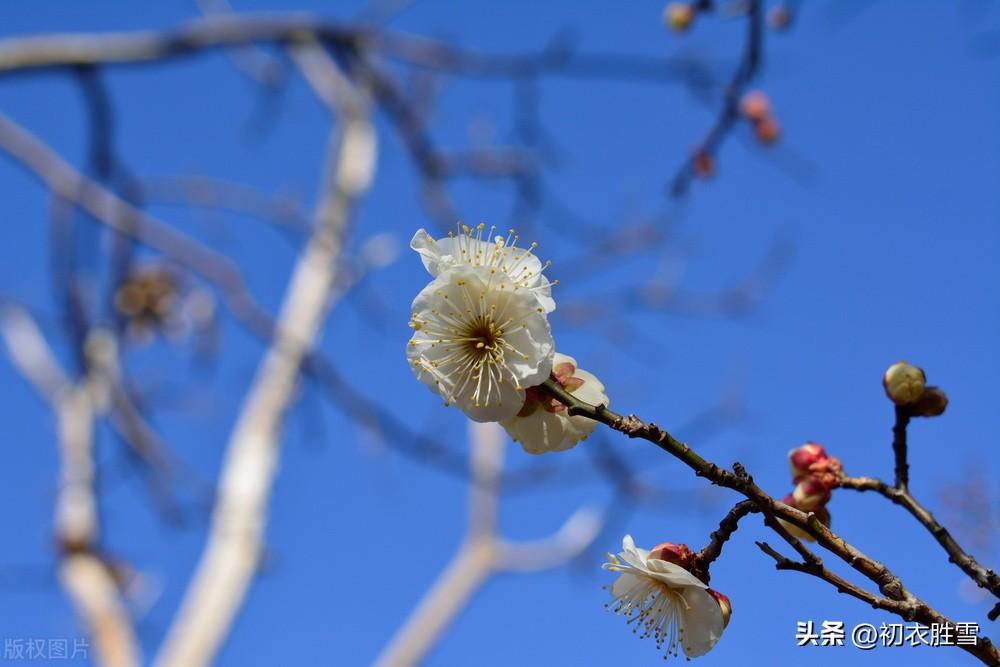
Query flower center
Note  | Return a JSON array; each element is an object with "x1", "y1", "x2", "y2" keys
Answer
[{"x1": 467, "y1": 321, "x2": 502, "y2": 355}]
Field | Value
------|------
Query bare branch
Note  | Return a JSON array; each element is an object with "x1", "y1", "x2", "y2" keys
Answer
[
  {"x1": 538, "y1": 378, "x2": 1000, "y2": 664},
  {"x1": 374, "y1": 422, "x2": 600, "y2": 667},
  {"x1": 152, "y1": 50, "x2": 375, "y2": 667},
  {"x1": 0, "y1": 310, "x2": 140, "y2": 667}
]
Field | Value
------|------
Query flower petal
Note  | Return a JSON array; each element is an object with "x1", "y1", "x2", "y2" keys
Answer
[
  {"x1": 410, "y1": 228, "x2": 447, "y2": 276},
  {"x1": 644, "y1": 558, "x2": 710, "y2": 589},
  {"x1": 677, "y1": 586, "x2": 726, "y2": 657}
]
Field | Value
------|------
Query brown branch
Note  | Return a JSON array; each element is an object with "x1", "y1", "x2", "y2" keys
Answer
[
  {"x1": 693, "y1": 500, "x2": 758, "y2": 582},
  {"x1": 755, "y1": 540, "x2": 907, "y2": 614},
  {"x1": 538, "y1": 378, "x2": 1000, "y2": 665},
  {"x1": 892, "y1": 404, "x2": 911, "y2": 490},
  {"x1": 839, "y1": 474, "x2": 1000, "y2": 613}
]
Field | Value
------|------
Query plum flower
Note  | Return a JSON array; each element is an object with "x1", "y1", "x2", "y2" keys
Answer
[
  {"x1": 500, "y1": 352, "x2": 608, "y2": 454},
  {"x1": 407, "y1": 246, "x2": 555, "y2": 422},
  {"x1": 410, "y1": 225, "x2": 555, "y2": 313},
  {"x1": 603, "y1": 535, "x2": 727, "y2": 659}
]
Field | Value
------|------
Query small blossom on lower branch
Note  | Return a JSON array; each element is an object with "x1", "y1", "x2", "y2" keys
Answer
[
  {"x1": 500, "y1": 352, "x2": 608, "y2": 454},
  {"x1": 603, "y1": 535, "x2": 728, "y2": 659}
]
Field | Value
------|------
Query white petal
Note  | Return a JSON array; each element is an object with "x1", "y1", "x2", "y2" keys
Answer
[
  {"x1": 610, "y1": 571, "x2": 644, "y2": 599},
  {"x1": 677, "y1": 587, "x2": 726, "y2": 657},
  {"x1": 503, "y1": 410, "x2": 577, "y2": 454},
  {"x1": 552, "y1": 352, "x2": 576, "y2": 368},
  {"x1": 410, "y1": 228, "x2": 446, "y2": 276},
  {"x1": 645, "y1": 559, "x2": 710, "y2": 589},
  {"x1": 618, "y1": 539, "x2": 650, "y2": 572},
  {"x1": 572, "y1": 368, "x2": 607, "y2": 405},
  {"x1": 407, "y1": 265, "x2": 552, "y2": 423},
  {"x1": 458, "y1": 379, "x2": 526, "y2": 422}
]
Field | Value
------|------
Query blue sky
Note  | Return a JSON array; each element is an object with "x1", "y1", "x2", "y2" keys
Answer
[{"x1": 0, "y1": 1, "x2": 998, "y2": 666}]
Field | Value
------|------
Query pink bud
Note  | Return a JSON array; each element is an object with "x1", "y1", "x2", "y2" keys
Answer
[
  {"x1": 647, "y1": 541, "x2": 695, "y2": 569},
  {"x1": 793, "y1": 477, "x2": 831, "y2": 512},
  {"x1": 804, "y1": 455, "x2": 844, "y2": 488},
  {"x1": 788, "y1": 442, "x2": 827, "y2": 479},
  {"x1": 883, "y1": 361, "x2": 926, "y2": 405},
  {"x1": 708, "y1": 589, "x2": 732, "y2": 628},
  {"x1": 779, "y1": 495, "x2": 831, "y2": 543}
]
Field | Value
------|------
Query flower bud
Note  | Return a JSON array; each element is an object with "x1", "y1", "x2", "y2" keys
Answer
[
  {"x1": 779, "y1": 495, "x2": 831, "y2": 543},
  {"x1": 883, "y1": 361, "x2": 926, "y2": 405},
  {"x1": 647, "y1": 541, "x2": 696, "y2": 569},
  {"x1": 663, "y1": 3, "x2": 694, "y2": 32},
  {"x1": 767, "y1": 5, "x2": 791, "y2": 31},
  {"x1": 693, "y1": 150, "x2": 714, "y2": 179},
  {"x1": 909, "y1": 386, "x2": 948, "y2": 418},
  {"x1": 806, "y1": 455, "x2": 844, "y2": 488},
  {"x1": 788, "y1": 442, "x2": 827, "y2": 479},
  {"x1": 739, "y1": 91, "x2": 771, "y2": 122},
  {"x1": 708, "y1": 589, "x2": 732, "y2": 628},
  {"x1": 753, "y1": 116, "x2": 781, "y2": 144},
  {"x1": 792, "y1": 476, "x2": 831, "y2": 512}
]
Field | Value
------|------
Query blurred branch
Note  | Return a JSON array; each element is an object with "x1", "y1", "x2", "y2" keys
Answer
[
  {"x1": 669, "y1": 0, "x2": 765, "y2": 197},
  {"x1": 0, "y1": 307, "x2": 140, "y2": 667},
  {"x1": 373, "y1": 421, "x2": 601, "y2": 667},
  {"x1": 132, "y1": 175, "x2": 308, "y2": 232},
  {"x1": 152, "y1": 45, "x2": 375, "y2": 667}
]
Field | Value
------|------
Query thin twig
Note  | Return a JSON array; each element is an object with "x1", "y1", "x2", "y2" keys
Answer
[
  {"x1": 892, "y1": 405, "x2": 911, "y2": 491},
  {"x1": 839, "y1": 474, "x2": 1000, "y2": 613},
  {"x1": 538, "y1": 378, "x2": 1000, "y2": 665}
]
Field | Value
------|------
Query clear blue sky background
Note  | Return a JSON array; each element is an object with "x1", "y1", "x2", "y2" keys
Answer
[{"x1": 0, "y1": 1, "x2": 998, "y2": 666}]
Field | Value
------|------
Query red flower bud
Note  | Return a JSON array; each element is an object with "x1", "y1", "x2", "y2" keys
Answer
[
  {"x1": 648, "y1": 541, "x2": 696, "y2": 569},
  {"x1": 739, "y1": 91, "x2": 772, "y2": 122},
  {"x1": 779, "y1": 495, "x2": 832, "y2": 543},
  {"x1": 753, "y1": 116, "x2": 781, "y2": 145},
  {"x1": 708, "y1": 589, "x2": 732, "y2": 628},
  {"x1": 788, "y1": 442, "x2": 827, "y2": 479},
  {"x1": 793, "y1": 476, "x2": 831, "y2": 512},
  {"x1": 693, "y1": 150, "x2": 714, "y2": 179}
]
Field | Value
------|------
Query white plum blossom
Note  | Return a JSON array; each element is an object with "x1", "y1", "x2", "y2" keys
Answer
[
  {"x1": 407, "y1": 227, "x2": 556, "y2": 422},
  {"x1": 501, "y1": 352, "x2": 608, "y2": 454},
  {"x1": 410, "y1": 225, "x2": 555, "y2": 313},
  {"x1": 603, "y1": 535, "x2": 726, "y2": 659}
]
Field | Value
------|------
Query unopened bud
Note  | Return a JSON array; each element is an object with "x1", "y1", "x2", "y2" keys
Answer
[
  {"x1": 663, "y1": 3, "x2": 694, "y2": 32},
  {"x1": 648, "y1": 541, "x2": 695, "y2": 568},
  {"x1": 806, "y1": 455, "x2": 844, "y2": 488},
  {"x1": 754, "y1": 116, "x2": 781, "y2": 144},
  {"x1": 883, "y1": 361, "x2": 926, "y2": 405},
  {"x1": 739, "y1": 91, "x2": 771, "y2": 122},
  {"x1": 792, "y1": 477, "x2": 831, "y2": 512},
  {"x1": 709, "y1": 589, "x2": 732, "y2": 628},
  {"x1": 779, "y1": 495, "x2": 831, "y2": 543},
  {"x1": 788, "y1": 442, "x2": 827, "y2": 479},
  {"x1": 909, "y1": 386, "x2": 948, "y2": 418},
  {"x1": 693, "y1": 150, "x2": 714, "y2": 179},
  {"x1": 767, "y1": 4, "x2": 791, "y2": 30}
]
